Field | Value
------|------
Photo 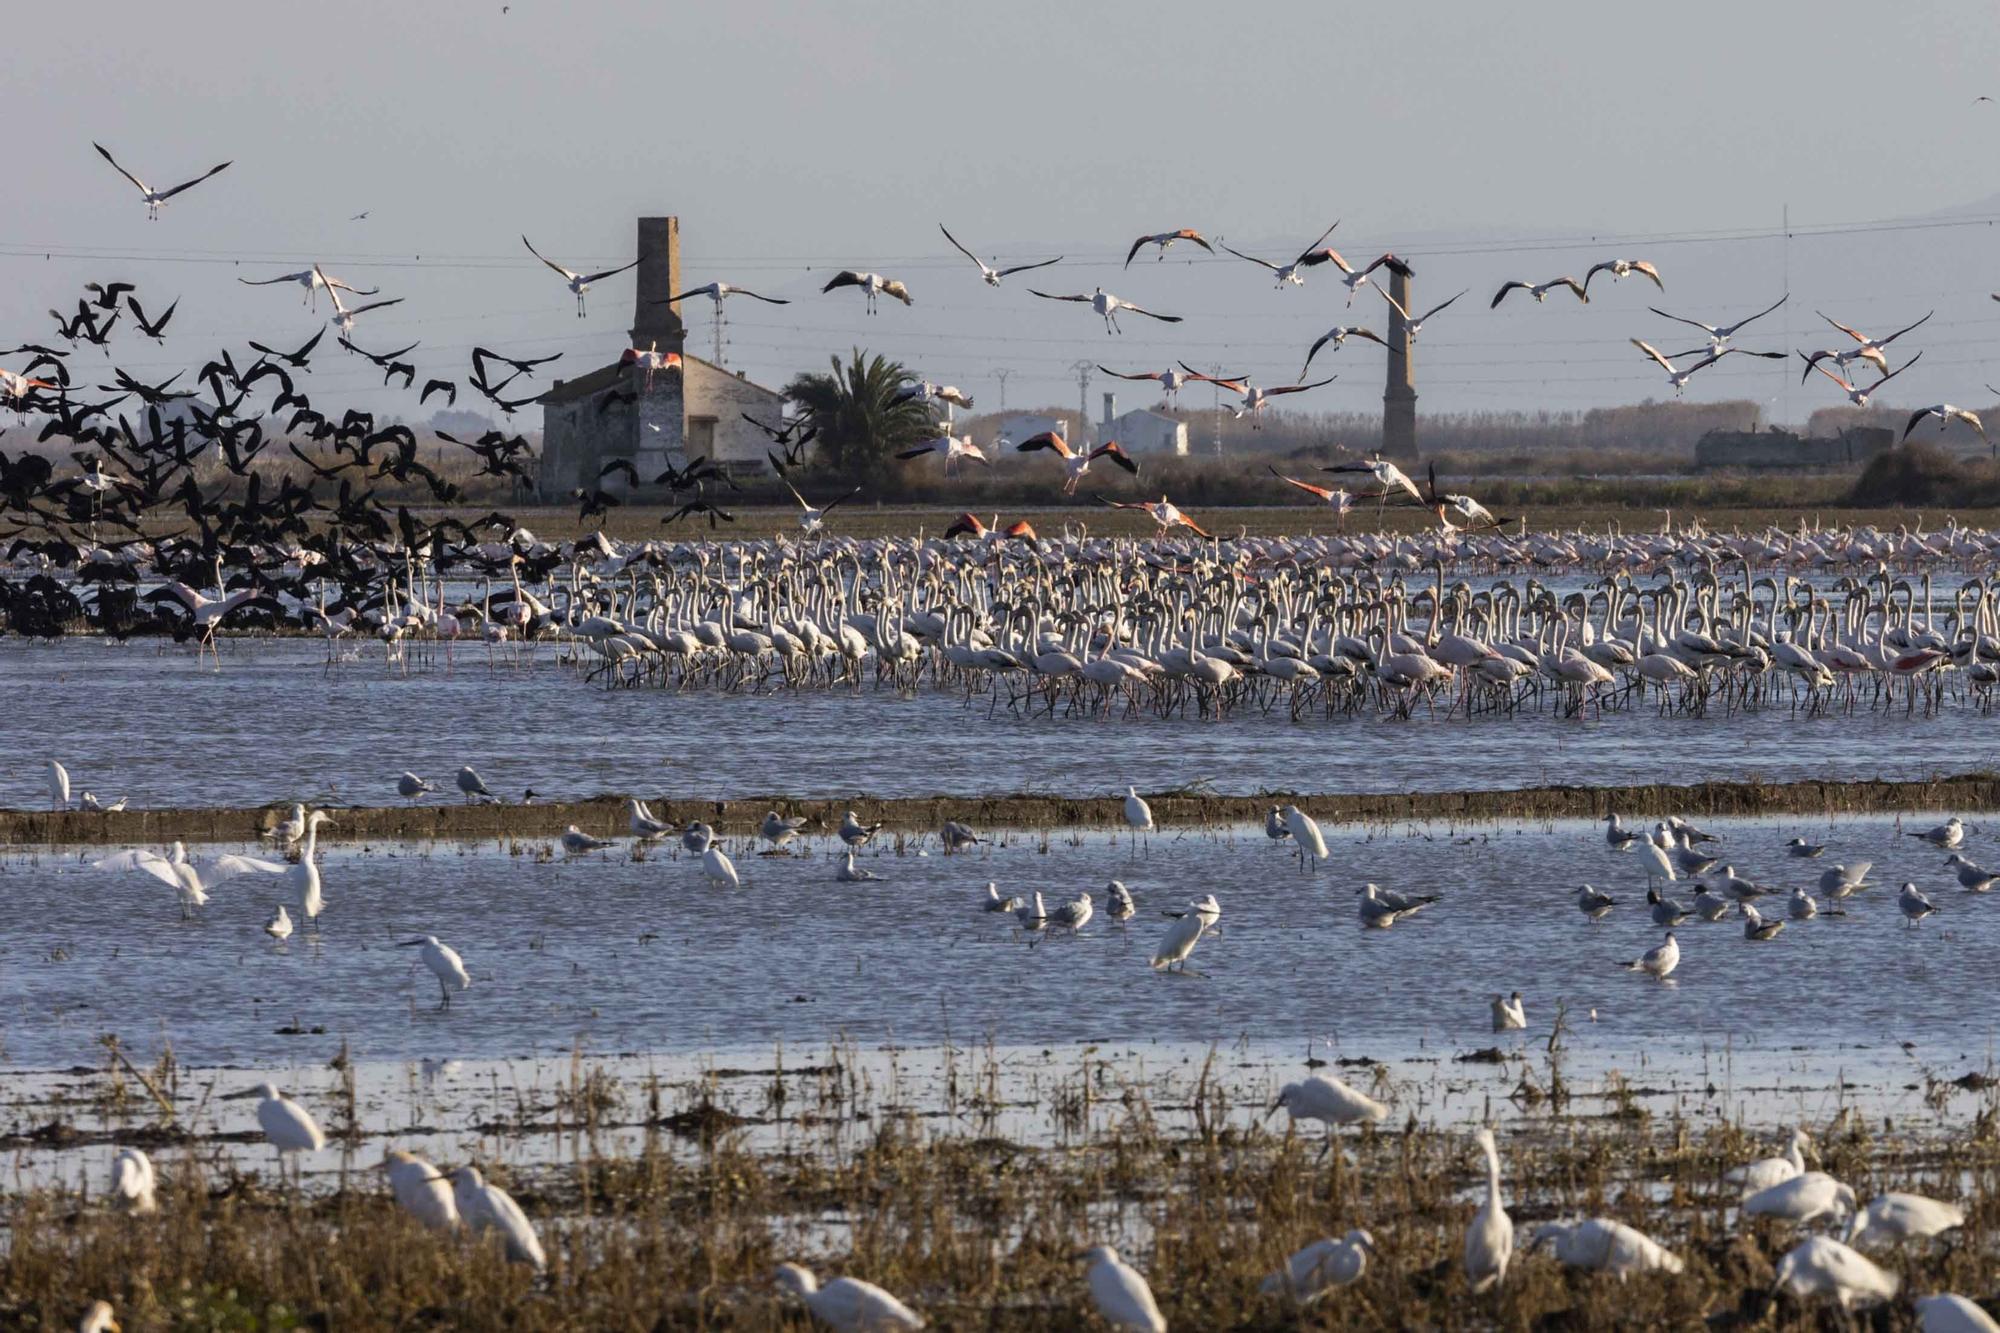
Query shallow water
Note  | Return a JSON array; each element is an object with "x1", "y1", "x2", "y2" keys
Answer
[
  {"x1": 2, "y1": 638, "x2": 1995, "y2": 810},
  {"x1": 4, "y1": 815, "x2": 1996, "y2": 1077}
]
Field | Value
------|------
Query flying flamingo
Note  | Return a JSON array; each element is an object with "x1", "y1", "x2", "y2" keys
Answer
[
  {"x1": 894, "y1": 433, "x2": 988, "y2": 475},
  {"x1": 1581, "y1": 259, "x2": 1664, "y2": 293},
  {"x1": 1800, "y1": 310, "x2": 1932, "y2": 380},
  {"x1": 1029, "y1": 287, "x2": 1181, "y2": 334},
  {"x1": 238, "y1": 267, "x2": 379, "y2": 309},
  {"x1": 1648, "y1": 293, "x2": 1788, "y2": 352},
  {"x1": 1300, "y1": 325, "x2": 1387, "y2": 376},
  {"x1": 820, "y1": 270, "x2": 913, "y2": 313},
  {"x1": 1099, "y1": 494, "x2": 1214, "y2": 539},
  {"x1": 1177, "y1": 362, "x2": 1333, "y2": 425},
  {"x1": 323, "y1": 271, "x2": 404, "y2": 337},
  {"x1": 1268, "y1": 468, "x2": 1355, "y2": 528},
  {"x1": 1491, "y1": 276, "x2": 1588, "y2": 308},
  {"x1": 1633, "y1": 339, "x2": 1782, "y2": 395},
  {"x1": 521, "y1": 235, "x2": 642, "y2": 317},
  {"x1": 1800, "y1": 350, "x2": 1921, "y2": 407},
  {"x1": 1124, "y1": 228, "x2": 1214, "y2": 266},
  {"x1": 659, "y1": 281, "x2": 790, "y2": 306},
  {"x1": 93, "y1": 142, "x2": 232, "y2": 220},
  {"x1": 1378, "y1": 287, "x2": 1466, "y2": 341},
  {"x1": 1097, "y1": 364, "x2": 1203, "y2": 406},
  {"x1": 939, "y1": 225, "x2": 1061, "y2": 286},
  {"x1": 1223, "y1": 222, "x2": 1409, "y2": 302},
  {"x1": 0, "y1": 369, "x2": 55, "y2": 404},
  {"x1": 1904, "y1": 403, "x2": 1987, "y2": 445},
  {"x1": 1014, "y1": 431, "x2": 1138, "y2": 493}
]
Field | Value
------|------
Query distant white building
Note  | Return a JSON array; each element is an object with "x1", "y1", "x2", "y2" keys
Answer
[{"x1": 1101, "y1": 392, "x2": 1187, "y2": 457}]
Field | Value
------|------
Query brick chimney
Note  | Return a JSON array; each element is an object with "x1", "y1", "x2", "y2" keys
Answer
[
  {"x1": 1102, "y1": 391, "x2": 1116, "y2": 429},
  {"x1": 629, "y1": 216, "x2": 684, "y2": 353}
]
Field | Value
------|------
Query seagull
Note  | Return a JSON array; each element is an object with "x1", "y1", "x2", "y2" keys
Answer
[
  {"x1": 1602, "y1": 813, "x2": 1642, "y2": 850},
  {"x1": 1898, "y1": 881, "x2": 1938, "y2": 925},
  {"x1": 820, "y1": 269, "x2": 912, "y2": 313},
  {"x1": 835, "y1": 849, "x2": 880, "y2": 882},
  {"x1": 761, "y1": 810, "x2": 809, "y2": 850},
  {"x1": 521, "y1": 235, "x2": 641, "y2": 317},
  {"x1": 1081, "y1": 1246, "x2": 1166, "y2": 1333},
  {"x1": 626, "y1": 799, "x2": 671, "y2": 840},
  {"x1": 1165, "y1": 894, "x2": 1223, "y2": 926},
  {"x1": 1944, "y1": 853, "x2": 1998, "y2": 892},
  {"x1": 1573, "y1": 884, "x2": 1616, "y2": 920},
  {"x1": 397, "y1": 772, "x2": 434, "y2": 802},
  {"x1": 1050, "y1": 891, "x2": 1094, "y2": 933},
  {"x1": 78, "y1": 791, "x2": 127, "y2": 813},
  {"x1": 1581, "y1": 259, "x2": 1664, "y2": 294},
  {"x1": 681, "y1": 821, "x2": 714, "y2": 854},
  {"x1": 1908, "y1": 816, "x2": 1966, "y2": 849},
  {"x1": 1015, "y1": 430, "x2": 1138, "y2": 493},
  {"x1": 1378, "y1": 286, "x2": 1465, "y2": 340},
  {"x1": 264, "y1": 905, "x2": 293, "y2": 939},
  {"x1": 1820, "y1": 862, "x2": 1872, "y2": 898},
  {"x1": 1785, "y1": 836, "x2": 1826, "y2": 858},
  {"x1": 1029, "y1": 287, "x2": 1181, "y2": 334},
  {"x1": 1691, "y1": 883, "x2": 1732, "y2": 921},
  {"x1": 1106, "y1": 880, "x2": 1136, "y2": 920},
  {"x1": 93, "y1": 142, "x2": 232, "y2": 220},
  {"x1": 1788, "y1": 888, "x2": 1829, "y2": 920},
  {"x1": 660, "y1": 280, "x2": 790, "y2": 306},
  {"x1": 1016, "y1": 891, "x2": 1049, "y2": 937},
  {"x1": 773, "y1": 1262, "x2": 923, "y2": 1331},
  {"x1": 1491, "y1": 991, "x2": 1526, "y2": 1031},
  {"x1": 940, "y1": 819, "x2": 983, "y2": 854},
  {"x1": 1491, "y1": 276, "x2": 1588, "y2": 308},
  {"x1": 940, "y1": 224, "x2": 1061, "y2": 286},
  {"x1": 982, "y1": 882, "x2": 1025, "y2": 914},
  {"x1": 1622, "y1": 932, "x2": 1680, "y2": 978},
  {"x1": 456, "y1": 766, "x2": 494, "y2": 803},
  {"x1": 838, "y1": 811, "x2": 882, "y2": 848},
  {"x1": 1358, "y1": 881, "x2": 1437, "y2": 928},
  {"x1": 1742, "y1": 902, "x2": 1785, "y2": 941},
  {"x1": 1904, "y1": 403, "x2": 1988, "y2": 445},
  {"x1": 560, "y1": 825, "x2": 612, "y2": 855},
  {"x1": 1124, "y1": 228, "x2": 1213, "y2": 266},
  {"x1": 1650, "y1": 293, "x2": 1788, "y2": 352},
  {"x1": 323, "y1": 278, "x2": 403, "y2": 338},
  {"x1": 1265, "y1": 806, "x2": 1292, "y2": 842},
  {"x1": 1646, "y1": 887, "x2": 1690, "y2": 926},
  {"x1": 1773, "y1": 1236, "x2": 1896, "y2": 1312}
]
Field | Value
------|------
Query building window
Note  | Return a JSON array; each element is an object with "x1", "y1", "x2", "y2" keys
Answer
[{"x1": 688, "y1": 416, "x2": 717, "y2": 456}]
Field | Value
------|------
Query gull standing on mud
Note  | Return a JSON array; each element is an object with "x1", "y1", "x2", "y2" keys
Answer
[{"x1": 761, "y1": 810, "x2": 808, "y2": 850}]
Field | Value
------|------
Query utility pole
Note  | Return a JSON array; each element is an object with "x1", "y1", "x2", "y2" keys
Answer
[
  {"x1": 995, "y1": 368, "x2": 1012, "y2": 414},
  {"x1": 712, "y1": 305, "x2": 726, "y2": 367},
  {"x1": 1211, "y1": 363, "x2": 1226, "y2": 456},
  {"x1": 1069, "y1": 360, "x2": 1093, "y2": 446},
  {"x1": 1779, "y1": 202, "x2": 1790, "y2": 432}
]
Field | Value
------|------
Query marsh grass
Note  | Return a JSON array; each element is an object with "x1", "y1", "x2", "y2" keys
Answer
[{"x1": 4, "y1": 1042, "x2": 1999, "y2": 1330}]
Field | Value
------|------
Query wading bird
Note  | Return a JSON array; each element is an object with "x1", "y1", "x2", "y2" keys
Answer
[
  {"x1": 820, "y1": 270, "x2": 912, "y2": 312},
  {"x1": 1125, "y1": 227, "x2": 1213, "y2": 265},
  {"x1": 1081, "y1": 1245, "x2": 1167, "y2": 1333},
  {"x1": 1491, "y1": 276, "x2": 1587, "y2": 307},
  {"x1": 1581, "y1": 258, "x2": 1664, "y2": 293},
  {"x1": 773, "y1": 1262, "x2": 924, "y2": 1330},
  {"x1": 1029, "y1": 287, "x2": 1181, "y2": 334},
  {"x1": 93, "y1": 142, "x2": 231, "y2": 220},
  {"x1": 1649, "y1": 293, "x2": 1788, "y2": 352},
  {"x1": 450, "y1": 1165, "x2": 546, "y2": 1268},
  {"x1": 1465, "y1": 1126, "x2": 1514, "y2": 1294},
  {"x1": 522, "y1": 235, "x2": 641, "y2": 316},
  {"x1": 1016, "y1": 431, "x2": 1137, "y2": 493},
  {"x1": 398, "y1": 935, "x2": 471, "y2": 1006},
  {"x1": 940, "y1": 224, "x2": 1061, "y2": 286}
]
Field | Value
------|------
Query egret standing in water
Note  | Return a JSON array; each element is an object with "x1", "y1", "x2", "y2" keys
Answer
[
  {"x1": 1270, "y1": 1074, "x2": 1388, "y2": 1157},
  {"x1": 399, "y1": 935, "x2": 471, "y2": 1006},
  {"x1": 1465, "y1": 1126, "x2": 1514, "y2": 1294},
  {"x1": 702, "y1": 838, "x2": 740, "y2": 888},
  {"x1": 111, "y1": 1147, "x2": 156, "y2": 1213},
  {"x1": 223, "y1": 1083, "x2": 325, "y2": 1178},
  {"x1": 1149, "y1": 909, "x2": 1205, "y2": 971},
  {"x1": 281, "y1": 811, "x2": 333, "y2": 928},
  {"x1": 1491, "y1": 991, "x2": 1526, "y2": 1032},
  {"x1": 772, "y1": 1263, "x2": 924, "y2": 1330},
  {"x1": 1123, "y1": 786, "x2": 1153, "y2": 853},
  {"x1": 1081, "y1": 1245, "x2": 1167, "y2": 1332},
  {"x1": 47, "y1": 759, "x2": 70, "y2": 811},
  {"x1": 1281, "y1": 804, "x2": 1329, "y2": 872}
]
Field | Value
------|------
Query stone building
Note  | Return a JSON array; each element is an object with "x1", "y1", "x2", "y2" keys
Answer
[
  {"x1": 1099, "y1": 393, "x2": 1188, "y2": 456},
  {"x1": 536, "y1": 216, "x2": 788, "y2": 494}
]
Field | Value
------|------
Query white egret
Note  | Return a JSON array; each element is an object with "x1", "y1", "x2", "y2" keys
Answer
[
  {"x1": 1845, "y1": 1192, "x2": 1965, "y2": 1247},
  {"x1": 223, "y1": 1083, "x2": 325, "y2": 1174},
  {"x1": 1622, "y1": 932, "x2": 1679, "y2": 979},
  {"x1": 398, "y1": 935, "x2": 471, "y2": 1006},
  {"x1": 1744, "y1": 1171, "x2": 1855, "y2": 1226},
  {"x1": 1529, "y1": 1217, "x2": 1683, "y2": 1277},
  {"x1": 1464, "y1": 1126, "x2": 1514, "y2": 1294},
  {"x1": 111, "y1": 1146, "x2": 156, "y2": 1213},
  {"x1": 1917, "y1": 1295, "x2": 2000, "y2": 1333},
  {"x1": 702, "y1": 840, "x2": 740, "y2": 889},
  {"x1": 382, "y1": 1149, "x2": 459, "y2": 1230},
  {"x1": 1123, "y1": 786, "x2": 1153, "y2": 849},
  {"x1": 78, "y1": 1301, "x2": 119, "y2": 1333},
  {"x1": 835, "y1": 849, "x2": 881, "y2": 882},
  {"x1": 1081, "y1": 1245, "x2": 1166, "y2": 1332},
  {"x1": 772, "y1": 1262, "x2": 925, "y2": 1330},
  {"x1": 561, "y1": 824, "x2": 612, "y2": 854},
  {"x1": 1270, "y1": 1075, "x2": 1388, "y2": 1157},
  {"x1": 1491, "y1": 991, "x2": 1526, "y2": 1032},
  {"x1": 1258, "y1": 1229, "x2": 1374, "y2": 1302},
  {"x1": 450, "y1": 1165, "x2": 546, "y2": 1269},
  {"x1": 265, "y1": 905, "x2": 293, "y2": 940},
  {"x1": 1773, "y1": 1235, "x2": 1897, "y2": 1311},
  {"x1": 281, "y1": 811, "x2": 334, "y2": 927},
  {"x1": 1149, "y1": 911, "x2": 1205, "y2": 971},
  {"x1": 99, "y1": 841, "x2": 284, "y2": 919},
  {"x1": 1281, "y1": 805, "x2": 1329, "y2": 871},
  {"x1": 1727, "y1": 1127, "x2": 1811, "y2": 1192},
  {"x1": 47, "y1": 759, "x2": 71, "y2": 810}
]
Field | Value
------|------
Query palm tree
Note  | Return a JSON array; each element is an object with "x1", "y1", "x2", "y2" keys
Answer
[{"x1": 784, "y1": 350, "x2": 936, "y2": 482}]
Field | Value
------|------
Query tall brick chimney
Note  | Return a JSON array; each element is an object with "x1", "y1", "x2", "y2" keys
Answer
[
  {"x1": 629, "y1": 216, "x2": 684, "y2": 353},
  {"x1": 1382, "y1": 266, "x2": 1417, "y2": 460}
]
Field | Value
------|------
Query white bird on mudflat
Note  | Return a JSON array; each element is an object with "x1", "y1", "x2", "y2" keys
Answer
[
  {"x1": 1899, "y1": 881, "x2": 1939, "y2": 925},
  {"x1": 1845, "y1": 1192, "x2": 1965, "y2": 1247},
  {"x1": 450, "y1": 1165, "x2": 546, "y2": 1268},
  {"x1": 1622, "y1": 932, "x2": 1680, "y2": 979},
  {"x1": 1270, "y1": 1075, "x2": 1388, "y2": 1144},
  {"x1": 1574, "y1": 884, "x2": 1616, "y2": 920},
  {"x1": 1149, "y1": 911, "x2": 1205, "y2": 971},
  {"x1": 224, "y1": 1083, "x2": 325, "y2": 1164},
  {"x1": 1819, "y1": 862, "x2": 1872, "y2": 898},
  {"x1": 561, "y1": 824, "x2": 613, "y2": 855},
  {"x1": 626, "y1": 799, "x2": 671, "y2": 840},
  {"x1": 111, "y1": 1147, "x2": 156, "y2": 1213},
  {"x1": 78, "y1": 1301, "x2": 119, "y2": 1333},
  {"x1": 838, "y1": 811, "x2": 882, "y2": 848},
  {"x1": 1529, "y1": 1217, "x2": 1683, "y2": 1277},
  {"x1": 46, "y1": 759, "x2": 71, "y2": 810},
  {"x1": 1745, "y1": 1171, "x2": 1855, "y2": 1226},
  {"x1": 382, "y1": 1150, "x2": 459, "y2": 1230},
  {"x1": 1491, "y1": 991, "x2": 1526, "y2": 1032},
  {"x1": 1917, "y1": 1295, "x2": 2000, "y2": 1333},
  {"x1": 1728, "y1": 1127, "x2": 1811, "y2": 1192},
  {"x1": 761, "y1": 810, "x2": 809, "y2": 849},
  {"x1": 835, "y1": 850, "x2": 880, "y2": 882},
  {"x1": 1773, "y1": 1235, "x2": 1897, "y2": 1311},
  {"x1": 1907, "y1": 816, "x2": 1966, "y2": 849},
  {"x1": 773, "y1": 1262, "x2": 925, "y2": 1330},
  {"x1": 1742, "y1": 902, "x2": 1785, "y2": 941},
  {"x1": 1465, "y1": 1126, "x2": 1514, "y2": 1294},
  {"x1": 1082, "y1": 1245, "x2": 1166, "y2": 1332},
  {"x1": 982, "y1": 882, "x2": 1023, "y2": 913},
  {"x1": 1785, "y1": 836, "x2": 1827, "y2": 858},
  {"x1": 1944, "y1": 853, "x2": 1998, "y2": 892},
  {"x1": 941, "y1": 819, "x2": 983, "y2": 854},
  {"x1": 398, "y1": 935, "x2": 471, "y2": 1006},
  {"x1": 264, "y1": 905, "x2": 293, "y2": 940},
  {"x1": 1281, "y1": 805, "x2": 1329, "y2": 871},
  {"x1": 702, "y1": 841, "x2": 740, "y2": 889},
  {"x1": 1107, "y1": 880, "x2": 1136, "y2": 920},
  {"x1": 1259, "y1": 1230, "x2": 1375, "y2": 1302}
]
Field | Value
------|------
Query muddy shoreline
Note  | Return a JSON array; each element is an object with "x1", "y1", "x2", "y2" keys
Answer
[{"x1": 5, "y1": 771, "x2": 1996, "y2": 845}]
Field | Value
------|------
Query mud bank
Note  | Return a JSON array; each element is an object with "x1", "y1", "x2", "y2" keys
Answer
[{"x1": 3, "y1": 771, "x2": 1997, "y2": 845}]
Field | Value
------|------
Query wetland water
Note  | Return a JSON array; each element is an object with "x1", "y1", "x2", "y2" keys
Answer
[{"x1": 2, "y1": 638, "x2": 1995, "y2": 810}]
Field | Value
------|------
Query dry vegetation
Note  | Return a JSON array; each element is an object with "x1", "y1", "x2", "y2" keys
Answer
[{"x1": 3, "y1": 1042, "x2": 1998, "y2": 1329}]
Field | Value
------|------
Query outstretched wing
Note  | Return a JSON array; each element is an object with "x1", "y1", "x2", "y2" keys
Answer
[
  {"x1": 938, "y1": 224, "x2": 984, "y2": 268},
  {"x1": 155, "y1": 160, "x2": 233, "y2": 201},
  {"x1": 92, "y1": 142, "x2": 148, "y2": 195},
  {"x1": 1027, "y1": 289, "x2": 1091, "y2": 304},
  {"x1": 579, "y1": 257, "x2": 642, "y2": 284},
  {"x1": 995, "y1": 255, "x2": 1063, "y2": 278},
  {"x1": 1220, "y1": 243, "x2": 1280, "y2": 273},
  {"x1": 521, "y1": 235, "x2": 577, "y2": 281}
]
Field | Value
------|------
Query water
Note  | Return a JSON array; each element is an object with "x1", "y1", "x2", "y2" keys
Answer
[
  {"x1": 4, "y1": 815, "x2": 1995, "y2": 1075},
  {"x1": 2, "y1": 638, "x2": 1995, "y2": 810}
]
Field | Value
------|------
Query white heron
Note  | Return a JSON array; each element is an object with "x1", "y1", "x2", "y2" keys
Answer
[
  {"x1": 772, "y1": 1262, "x2": 925, "y2": 1330},
  {"x1": 1728, "y1": 1127, "x2": 1812, "y2": 1192},
  {"x1": 1270, "y1": 1075, "x2": 1388, "y2": 1157},
  {"x1": 1916, "y1": 1295, "x2": 2000, "y2": 1333},
  {"x1": 1845, "y1": 1192, "x2": 1965, "y2": 1247},
  {"x1": 1529, "y1": 1217, "x2": 1683, "y2": 1277},
  {"x1": 382, "y1": 1149, "x2": 459, "y2": 1230},
  {"x1": 1123, "y1": 786, "x2": 1154, "y2": 846},
  {"x1": 703, "y1": 841, "x2": 741, "y2": 889},
  {"x1": 280, "y1": 811, "x2": 334, "y2": 928},
  {"x1": 1281, "y1": 805, "x2": 1329, "y2": 872},
  {"x1": 98, "y1": 841, "x2": 284, "y2": 918},
  {"x1": 1149, "y1": 911, "x2": 1205, "y2": 971},
  {"x1": 398, "y1": 935, "x2": 471, "y2": 1006},
  {"x1": 1622, "y1": 932, "x2": 1679, "y2": 979},
  {"x1": 1258, "y1": 1230, "x2": 1375, "y2": 1302},
  {"x1": 450, "y1": 1165, "x2": 546, "y2": 1268},
  {"x1": 78, "y1": 1301, "x2": 120, "y2": 1333},
  {"x1": 111, "y1": 1147, "x2": 156, "y2": 1214},
  {"x1": 1744, "y1": 1171, "x2": 1855, "y2": 1226},
  {"x1": 1081, "y1": 1245, "x2": 1166, "y2": 1332},
  {"x1": 223, "y1": 1083, "x2": 325, "y2": 1173},
  {"x1": 1773, "y1": 1235, "x2": 1897, "y2": 1311},
  {"x1": 1464, "y1": 1126, "x2": 1514, "y2": 1294},
  {"x1": 46, "y1": 759, "x2": 70, "y2": 810}
]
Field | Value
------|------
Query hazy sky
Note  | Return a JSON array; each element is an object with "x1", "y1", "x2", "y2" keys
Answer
[{"x1": 6, "y1": 0, "x2": 1999, "y2": 428}]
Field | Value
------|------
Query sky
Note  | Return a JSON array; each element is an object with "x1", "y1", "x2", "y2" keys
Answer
[{"x1": 5, "y1": 0, "x2": 2000, "y2": 431}]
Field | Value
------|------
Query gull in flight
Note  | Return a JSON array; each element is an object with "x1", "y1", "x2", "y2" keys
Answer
[
  {"x1": 522, "y1": 235, "x2": 642, "y2": 317},
  {"x1": 940, "y1": 224, "x2": 1061, "y2": 286},
  {"x1": 93, "y1": 142, "x2": 231, "y2": 220}
]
